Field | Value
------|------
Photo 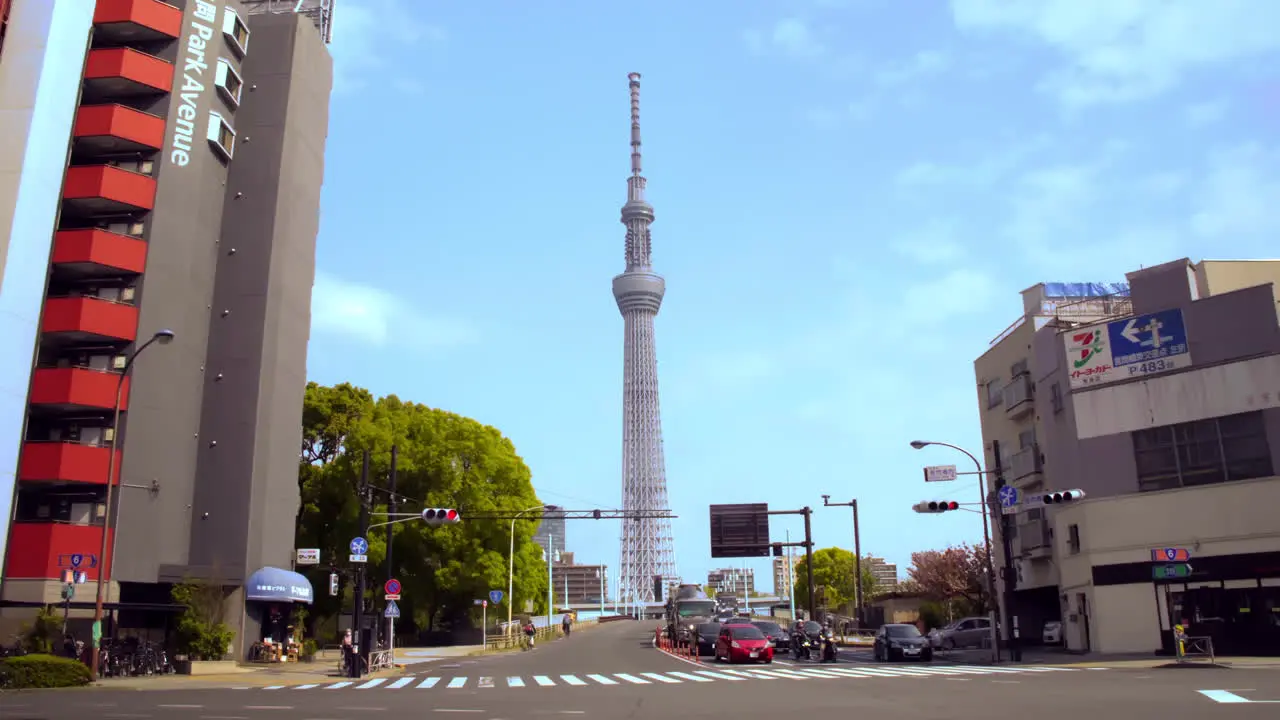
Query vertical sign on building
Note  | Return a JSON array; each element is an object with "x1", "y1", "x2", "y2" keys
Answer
[{"x1": 169, "y1": 0, "x2": 220, "y2": 167}]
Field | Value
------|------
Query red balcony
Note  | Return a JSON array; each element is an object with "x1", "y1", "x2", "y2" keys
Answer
[
  {"x1": 93, "y1": 0, "x2": 182, "y2": 43},
  {"x1": 3, "y1": 523, "x2": 112, "y2": 582},
  {"x1": 83, "y1": 47, "x2": 173, "y2": 98},
  {"x1": 73, "y1": 104, "x2": 165, "y2": 156},
  {"x1": 62, "y1": 165, "x2": 156, "y2": 215},
  {"x1": 18, "y1": 442, "x2": 120, "y2": 485},
  {"x1": 29, "y1": 367, "x2": 129, "y2": 413},
  {"x1": 41, "y1": 296, "x2": 139, "y2": 343},
  {"x1": 51, "y1": 229, "x2": 148, "y2": 278}
]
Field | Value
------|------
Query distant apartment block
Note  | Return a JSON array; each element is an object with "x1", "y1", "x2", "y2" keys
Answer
[
  {"x1": 773, "y1": 555, "x2": 800, "y2": 597},
  {"x1": 867, "y1": 557, "x2": 898, "y2": 588},
  {"x1": 551, "y1": 552, "x2": 608, "y2": 606},
  {"x1": 708, "y1": 567, "x2": 755, "y2": 595}
]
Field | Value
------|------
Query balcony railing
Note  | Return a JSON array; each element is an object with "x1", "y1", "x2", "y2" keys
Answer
[
  {"x1": 1003, "y1": 374, "x2": 1033, "y2": 417},
  {"x1": 1009, "y1": 444, "x2": 1042, "y2": 482}
]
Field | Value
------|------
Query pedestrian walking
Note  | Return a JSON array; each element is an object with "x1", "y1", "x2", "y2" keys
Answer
[{"x1": 562, "y1": 613, "x2": 572, "y2": 637}]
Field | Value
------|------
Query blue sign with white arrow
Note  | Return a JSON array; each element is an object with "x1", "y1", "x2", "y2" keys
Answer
[
  {"x1": 489, "y1": 590, "x2": 504, "y2": 604},
  {"x1": 349, "y1": 537, "x2": 368, "y2": 555},
  {"x1": 1107, "y1": 308, "x2": 1190, "y2": 378},
  {"x1": 997, "y1": 486, "x2": 1020, "y2": 508}
]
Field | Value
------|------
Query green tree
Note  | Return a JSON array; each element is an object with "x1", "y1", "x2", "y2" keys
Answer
[
  {"x1": 792, "y1": 548, "x2": 880, "y2": 613},
  {"x1": 296, "y1": 383, "x2": 549, "y2": 637}
]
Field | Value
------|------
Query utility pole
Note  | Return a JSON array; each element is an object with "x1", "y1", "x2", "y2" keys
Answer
[
  {"x1": 821, "y1": 496, "x2": 864, "y2": 627},
  {"x1": 350, "y1": 450, "x2": 370, "y2": 678},
  {"x1": 803, "y1": 507, "x2": 816, "y2": 620},
  {"x1": 992, "y1": 439, "x2": 1021, "y2": 662},
  {"x1": 385, "y1": 445, "x2": 397, "y2": 650},
  {"x1": 785, "y1": 529, "x2": 796, "y2": 620}
]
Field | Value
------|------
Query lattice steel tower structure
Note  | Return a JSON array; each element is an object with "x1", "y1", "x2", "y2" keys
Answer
[{"x1": 613, "y1": 72, "x2": 677, "y2": 605}]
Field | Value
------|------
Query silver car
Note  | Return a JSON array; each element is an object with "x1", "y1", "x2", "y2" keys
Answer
[{"x1": 931, "y1": 616, "x2": 993, "y2": 650}]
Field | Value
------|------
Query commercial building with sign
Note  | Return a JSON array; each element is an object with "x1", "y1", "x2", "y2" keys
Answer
[
  {"x1": 0, "y1": 0, "x2": 333, "y2": 654},
  {"x1": 550, "y1": 552, "x2": 609, "y2": 606},
  {"x1": 974, "y1": 260, "x2": 1280, "y2": 656}
]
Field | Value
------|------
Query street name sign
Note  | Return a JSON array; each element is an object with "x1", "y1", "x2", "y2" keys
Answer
[
  {"x1": 1064, "y1": 307, "x2": 1190, "y2": 390},
  {"x1": 1153, "y1": 563, "x2": 1193, "y2": 580},
  {"x1": 349, "y1": 554, "x2": 368, "y2": 563},
  {"x1": 1150, "y1": 547, "x2": 1192, "y2": 562},
  {"x1": 924, "y1": 465, "x2": 958, "y2": 482},
  {"x1": 296, "y1": 548, "x2": 321, "y2": 565}
]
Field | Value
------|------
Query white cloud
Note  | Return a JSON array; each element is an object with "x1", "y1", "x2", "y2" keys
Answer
[
  {"x1": 1191, "y1": 143, "x2": 1280, "y2": 240},
  {"x1": 744, "y1": 18, "x2": 826, "y2": 58},
  {"x1": 328, "y1": 0, "x2": 445, "y2": 94},
  {"x1": 893, "y1": 134, "x2": 1053, "y2": 188},
  {"x1": 950, "y1": 0, "x2": 1280, "y2": 108},
  {"x1": 311, "y1": 271, "x2": 478, "y2": 349}
]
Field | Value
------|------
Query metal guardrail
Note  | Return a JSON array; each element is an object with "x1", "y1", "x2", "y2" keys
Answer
[
  {"x1": 1177, "y1": 636, "x2": 1215, "y2": 664},
  {"x1": 369, "y1": 649, "x2": 393, "y2": 671}
]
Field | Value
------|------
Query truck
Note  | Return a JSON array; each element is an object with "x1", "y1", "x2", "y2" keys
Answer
[
  {"x1": 715, "y1": 592, "x2": 740, "y2": 612},
  {"x1": 665, "y1": 584, "x2": 716, "y2": 646}
]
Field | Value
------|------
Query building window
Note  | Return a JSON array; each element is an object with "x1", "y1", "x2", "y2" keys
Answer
[
  {"x1": 1132, "y1": 411, "x2": 1273, "y2": 492},
  {"x1": 986, "y1": 381, "x2": 1003, "y2": 409},
  {"x1": 221, "y1": 7, "x2": 250, "y2": 57},
  {"x1": 1050, "y1": 382, "x2": 1063, "y2": 414},
  {"x1": 1067, "y1": 524, "x2": 1080, "y2": 554},
  {"x1": 1018, "y1": 428, "x2": 1037, "y2": 450},
  {"x1": 215, "y1": 58, "x2": 244, "y2": 108},
  {"x1": 206, "y1": 111, "x2": 236, "y2": 161},
  {"x1": 1011, "y1": 358, "x2": 1029, "y2": 377}
]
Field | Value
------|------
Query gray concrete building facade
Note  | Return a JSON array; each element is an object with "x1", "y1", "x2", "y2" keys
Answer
[{"x1": 0, "y1": 0, "x2": 332, "y2": 655}]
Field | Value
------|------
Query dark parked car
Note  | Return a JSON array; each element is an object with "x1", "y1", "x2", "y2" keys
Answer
[
  {"x1": 874, "y1": 623, "x2": 932, "y2": 662},
  {"x1": 751, "y1": 620, "x2": 790, "y2": 651},
  {"x1": 694, "y1": 622, "x2": 721, "y2": 656}
]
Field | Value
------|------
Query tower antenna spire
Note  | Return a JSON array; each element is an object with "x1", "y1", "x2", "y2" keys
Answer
[{"x1": 629, "y1": 72, "x2": 643, "y2": 178}]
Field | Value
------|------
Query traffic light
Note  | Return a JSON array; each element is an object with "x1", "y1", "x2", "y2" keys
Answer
[
  {"x1": 1042, "y1": 489, "x2": 1086, "y2": 504},
  {"x1": 329, "y1": 572, "x2": 339, "y2": 596},
  {"x1": 421, "y1": 508, "x2": 461, "y2": 526},
  {"x1": 912, "y1": 500, "x2": 960, "y2": 513}
]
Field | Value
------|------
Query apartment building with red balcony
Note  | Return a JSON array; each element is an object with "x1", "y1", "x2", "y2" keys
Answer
[{"x1": 0, "y1": 0, "x2": 332, "y2": 656}]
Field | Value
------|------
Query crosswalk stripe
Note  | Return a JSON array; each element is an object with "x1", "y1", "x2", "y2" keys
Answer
[
  {"x1": 263, "y1": 685, "x2": 286, "y2": 690},
  {"x1": 668, "y1": 671, "x2": 714, "y2": 682},
  {"x1": 387, "y1": 677, "x2": 414, "y2": 689},
  {"x1": 768, "y1": 669, "x2": 813, "y2": 679},
  {"x1": 587, "y1": 674, "x2": 618, "y2": 685},
  {"x1": 732, "y1": 669, "x2": 778, "y2": 679},
  {"x1": 533, "y1": 675, "x2": 555, "y2": 686},
  {"x1": 561, "y1": 675, "x2": 587, "y2": 686},
  {"x1": 447, "y1": 677, "x2": 467, "y2": 688},
  {"x1": 326, "y1": 681, "x2": 354, "y2": 689},
  {"x1": 694, "y1": 670, "x2": 743, "y2": 681},
  {"x1": 615, "y1": 673, "x2": 650, "y2": 684},
  {"x1": 641, "y1": 672, "x2": 681, "y2": 683},
  {"x1": 416, "y1": 677, "x2": 440, "y2": 689},
  {"x1": 508, "y1": 677, "x2": 526, "y2": 687},
  {"x1": 795, "y1": 669, "x2": 847, "y2": 679},
  {"x1": 357, "y1": 678, "x2": 387, "y2": 689},
  {"x1": 824, "y1": 668, "x2": 879, "y2": 678},
  {"x1": 293, "y1": 683, "x2": 322, "y2": 689}
]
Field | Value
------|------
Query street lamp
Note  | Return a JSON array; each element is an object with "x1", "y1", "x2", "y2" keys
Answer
[
  {"x1": 508, "y1": 505, "x2": 546, "y2": 629},
  {"x1": 90, "y1": 329, "x2": 175, "y2": 678},
  {"x1": 909, "y1": 439, "x2": 1001, "y2": 660}
]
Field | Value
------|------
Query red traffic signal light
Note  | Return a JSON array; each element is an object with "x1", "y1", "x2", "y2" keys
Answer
[
  {"x1": 422, "y1": 508, "x2": 461, "y2": 525},
  {"x1": 912, "y1": 500, "x2": 960, "y2": 513}
]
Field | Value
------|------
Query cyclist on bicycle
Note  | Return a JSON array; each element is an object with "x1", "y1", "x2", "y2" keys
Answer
[{"x1": 523, "y1": 621, "x2": 537, "y2": 649}]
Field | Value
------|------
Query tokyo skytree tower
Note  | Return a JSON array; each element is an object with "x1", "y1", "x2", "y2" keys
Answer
[{"x1": 613, "y1": 73, "x2": 677, "y2": 604}]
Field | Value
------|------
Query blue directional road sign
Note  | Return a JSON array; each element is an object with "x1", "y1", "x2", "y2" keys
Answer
[
  {"x1": 384, "y1": 599, "x2": 401, "y2": 619},
  {"x1": 1107, "y1": 308, "x2": 1190, "y2": 380},
  {"x1": 998, "y1": 486, "x2": 1020, "y2": 508},
  {"x1": 349, "y1": 537, "x2": 368, "y2": 555},
  {"x1": 489, "y1": 590, "x2": 504, "y2": 604}
]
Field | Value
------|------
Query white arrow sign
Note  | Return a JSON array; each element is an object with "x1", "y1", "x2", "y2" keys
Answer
[{"x1": 1120, "y1": 318, "x2": 1141, "y2": 343}]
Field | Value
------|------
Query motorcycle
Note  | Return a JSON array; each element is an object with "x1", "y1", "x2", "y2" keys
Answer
[
  {"x1": 820, "y1": 629, "x2": 838, "y2": 663},
  {"x1": 791, "y1": 634, "x2": 813, "y2": 661}
]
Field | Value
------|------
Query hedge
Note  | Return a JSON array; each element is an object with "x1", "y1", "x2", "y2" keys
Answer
[{"x1": 0, "y1": 654, "x2": 92, "y2": 689}]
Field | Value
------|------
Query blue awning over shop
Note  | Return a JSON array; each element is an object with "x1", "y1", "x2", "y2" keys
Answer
[{"x1": 246, "y1": 567, "x2": 314, "y2": 604}]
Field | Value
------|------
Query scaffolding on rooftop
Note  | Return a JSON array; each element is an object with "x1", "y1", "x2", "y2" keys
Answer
[
  {"x1": 989, "y1": 292, "x2": 1134, "y2": 346},
  {"x1": 241, "y1": 0, "x2": 334, "y2": 44}
]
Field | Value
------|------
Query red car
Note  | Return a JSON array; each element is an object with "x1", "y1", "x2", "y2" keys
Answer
[{"x1": 714, "y1": 623, "x2": 773, "y2": 663}]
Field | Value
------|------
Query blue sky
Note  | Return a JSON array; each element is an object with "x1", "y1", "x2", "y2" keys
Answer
[{"x1": 305, "y1": 0, "x2": 1280, "y2": 593}]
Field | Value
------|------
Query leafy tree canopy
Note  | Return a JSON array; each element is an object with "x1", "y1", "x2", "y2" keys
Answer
[
  {"x1": 906, "y1": 543, "x2": 990, "y2": 614},
  {"x1": 791, "y1": 547, "x2": 881, "y2": 613},
  {"x1": 296, "y1": 382, "x2": 548, "y2": 635}
]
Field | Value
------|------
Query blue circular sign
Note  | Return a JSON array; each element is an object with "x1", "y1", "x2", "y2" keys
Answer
[
  {"x1": 997, "y1": 486, "x2": 1020, "y2": 508},
  {"x1": 489, "y1": 590, "x2": 504, "y2": 604},
  {"x1": 349, "y1": 537, "x2": 368, "y2": 554}
]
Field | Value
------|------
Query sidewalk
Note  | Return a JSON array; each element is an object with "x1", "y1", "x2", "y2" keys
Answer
[
  {"x1": 941, "y1": 646, "x2": 1280, "y2": 670},
  {"x1": 93, "y1": 657, "x2": 403, "y2": 690}
]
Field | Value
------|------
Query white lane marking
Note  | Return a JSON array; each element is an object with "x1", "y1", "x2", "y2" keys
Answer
[
  {"x1": 767, "y1": 668, "x2": 813, "y2": 679},
  {"x1": 823, "y1": 668, "x2": 879, "y2": 678},
  {"x1": 794, "y1": 669, "x2": 846, "y2": 679},
  {"x1": 243, "y1": 707, "x2": 293, "y2": 711},
  {"x1": 417, "y1": 677, "x2": 441, "y2": 688},
  {"x1": 446, "y1": 676, "x2": 468, "y2": 688},
  {"x1": 433, "y1": 710, "x2": 483, "y2": 714},
  {"x1": 387, "y1": 677, "x2": 414, "y2": 689},
  {"x1": 560, "y1": 674, "x2": 587, "y2": 686},
  {"x1": 356, "y1": 678, "x2": 387, "y2": 689},
  {"x1": 668, "y1": 671, "x2": 713, "y2": 682},
  {"x1": 992, "y1": 680, "x2": 1021, "y2": 684},
  {"x1": 694, "y1": 670, "x2": 743, "y2": 681},
  {"x1": 641, "y1": 672, "x2": 681, "y2": 683},
  {"x1": 263, "y1": 686, "x2": 286, "y2": 690},
  {"x1": 325, "y1": 681, "x2": 354, "y2": 689},
  {"x1": 533, "y1": 675, "x2": 555, "y2": 686},
  {"x1": 508, "y1": 676, "x2": 526, "y2": 687},
  {"x1": 614, "y1": 673, "x2": 650, "y2": 684},
  {"x1": 293, "y1": 683, "x2": 322, "y2": 690},
  {"x1": 586, "y1": 674, "x2": 618, "y2": 685},
  {"x1": 158, "y1": 706, "x2": 202, "y2": 709}
]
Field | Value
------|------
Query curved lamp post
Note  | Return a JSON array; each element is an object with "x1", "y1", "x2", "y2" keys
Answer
[
  {"x1": 507, "y1": 505, "x2": 547, "y2": 629},
  {"x1": 90, "y1": 329, "x2": 175, "y2": 677},
  {"x1": 910, "y1": 439, "x2": 1001, "y2": 659}
]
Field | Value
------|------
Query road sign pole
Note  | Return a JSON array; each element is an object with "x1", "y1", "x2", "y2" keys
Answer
[
  {"x1": 482, "y1": 600, "x2": 487, "y2": 650},
  {"x1": 992, "y1": 440, "x2": 1018, "y2": 662},
  {"x1": 351, "y1": 451, "x2": 370, "y2": 679}
]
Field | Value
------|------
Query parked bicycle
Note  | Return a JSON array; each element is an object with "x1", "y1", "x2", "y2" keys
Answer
[{"x1": 97, "y1": 638, "x2": 173, "y2": 677}]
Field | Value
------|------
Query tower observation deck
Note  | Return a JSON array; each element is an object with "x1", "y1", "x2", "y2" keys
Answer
[{"x1": 613, "y1": 73, "x2": 677, "y2": 605}]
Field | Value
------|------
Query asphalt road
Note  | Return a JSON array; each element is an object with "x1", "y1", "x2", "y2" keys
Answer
[{"x1": 5, "y1": 620, "x2": 1280, "y2": 719}]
